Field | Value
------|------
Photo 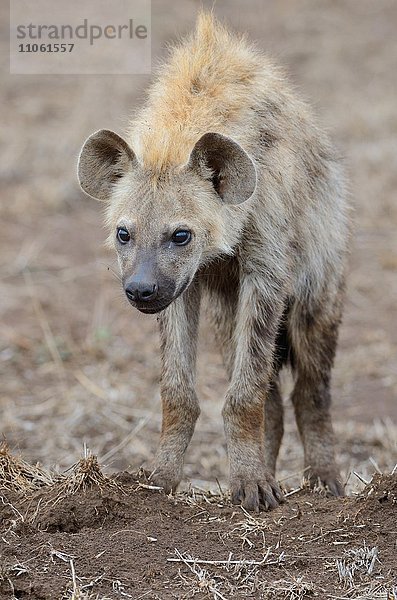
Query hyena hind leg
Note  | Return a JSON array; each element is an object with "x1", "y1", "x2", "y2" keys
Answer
[
  {"x1": 289, "y1": 298, "x2": 344, "y2": 497},
  {"x1": 264, "y1": 378, "x2": 284, "y2": 477},
  {"x1": 206, "y1": 290, "x2": 238, "y2": 381}
]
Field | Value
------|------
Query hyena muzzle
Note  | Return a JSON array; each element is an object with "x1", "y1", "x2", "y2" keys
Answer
[{"x1": 77, "y1": 13, "x2": 349, "y2": 511}]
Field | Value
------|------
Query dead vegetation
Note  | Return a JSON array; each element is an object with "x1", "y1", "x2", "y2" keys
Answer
[
  {"x1": 65, "y1": 558, "x2": 112, "y2": 600},
  {"x1": 55, "y1": 447, "x2": 123, "y2": 498},
  {"x1": 171, "y1": 547, "x2": 286, "y2": 598},
  {"x1": 336, "y1": 545, "x2": 380, "y2": 587},
  {"x1": 0, "y1": 442, "x2": 55, "y2": 493},
  {"x1": 261, "y1": 577, "x2": 316, "y2": 600}
]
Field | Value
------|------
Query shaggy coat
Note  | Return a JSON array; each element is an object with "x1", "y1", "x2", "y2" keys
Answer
[{"x1": 78, "y1": 13, "x2": 350, "y2": 511}]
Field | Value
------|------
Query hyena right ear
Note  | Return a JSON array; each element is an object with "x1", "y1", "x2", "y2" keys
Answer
[
  {"x1": 187, "y1": 132, "x2": 257, "y2": 204},
  {"x1": 77, "y1": 129, "x2": 137, "y2": 201}
]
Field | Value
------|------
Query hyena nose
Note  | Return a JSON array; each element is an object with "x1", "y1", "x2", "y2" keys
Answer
[{"x1": 125, "y1": 280, "x2": 158, "y2": 303}]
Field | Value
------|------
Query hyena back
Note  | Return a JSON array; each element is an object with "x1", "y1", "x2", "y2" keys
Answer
[{"x1": 78, "y1": 13, "x2": 350, "y2": 511}]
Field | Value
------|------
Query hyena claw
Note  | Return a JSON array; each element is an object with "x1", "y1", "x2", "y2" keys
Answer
[
  {"x1": 307, "y1": 469, "x2": 345, "y2": 497},
  {"x1": 231, "y1": 471, "x2": 285, "y2": 512}
]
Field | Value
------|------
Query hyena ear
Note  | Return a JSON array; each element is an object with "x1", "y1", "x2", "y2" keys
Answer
[
  {"x1": 187, "y1": 132, "x2": 257, "y2": 204},
  {"x1": 77, "y1": 129, "x2": 137, "y2": 201}
]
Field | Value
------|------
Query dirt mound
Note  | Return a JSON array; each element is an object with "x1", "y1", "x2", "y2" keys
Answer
[
  {"x1": 361, "y1": 472, "x2": 397, "y2": 505},
  {"x1": 1, "y1": 466, "x2": 396, "y2": 599}
]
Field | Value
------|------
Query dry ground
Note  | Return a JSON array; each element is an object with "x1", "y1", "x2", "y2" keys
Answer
[
  {"x1": 0, "y1": 0, "x2": 396, "y2": 598},
  {"x1": 0, "y1": 448, "x2": 396, "y2": 599}
]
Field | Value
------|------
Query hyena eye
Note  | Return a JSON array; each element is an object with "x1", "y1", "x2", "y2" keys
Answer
[
  {"x1": 171, "y1": 230, "x2": 192, "y2": 246},
  {"x1": 117, "y1": 227, "x2": 130, "y2": 244}
]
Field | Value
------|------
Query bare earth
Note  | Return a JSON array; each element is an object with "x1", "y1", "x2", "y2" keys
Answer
[
  {"x1": 0, "y1": 0, "x2": 396, "y2": 598},
  {"x1": 1, "y1": 459, "x2": 396, "y2": 599}
]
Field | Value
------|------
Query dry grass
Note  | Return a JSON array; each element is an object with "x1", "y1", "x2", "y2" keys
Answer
[
  {"x1": 0, "y1": 442, "x2": 55, "y2": 493},
  {"x1": 336, "y1": 545, "x2": 380, "y2": 588},
  {"x1": 222, "y1": 507, "x2": 272, "y2": 549},
  {"x1": 331, "y1": 542, "x2": 397, "y2": 600},
  {"x1": 65, "y1": 559, "x2": 111, "y2": 600},
  {"x1": 172, "y1": 547, "x2": 286, "y2": 598},
  {"x1": 57, "y1": 447, "x2": 120, "y2": 496},
  {"x1": 0, "y1": 443, "x2": 121, "y2": 500},
  {"x1": 261, "y1": 577, "x2": 316, "y2": 599},
  {"x1": 328, "y1": 584, "x2": 397, "y2": 600}
]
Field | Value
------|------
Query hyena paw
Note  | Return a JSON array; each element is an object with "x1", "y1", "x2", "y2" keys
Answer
[
  {"x1": 307, "y1": 467, "x2": 344, "y2": 497},
  {"x1": 230, "y1": 469, "x2": 285, "y2": 512},
  {"x1": 149, "y1": 462, "x2": 183, "y2": 494}
]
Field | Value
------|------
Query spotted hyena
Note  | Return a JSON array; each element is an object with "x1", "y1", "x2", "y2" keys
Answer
[{"x1": 78, "y1": 13, "x2": 350, "y2": 511}]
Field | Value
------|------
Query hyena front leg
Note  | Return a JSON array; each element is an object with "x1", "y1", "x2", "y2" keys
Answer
[
  {"x1": 210, "y1": 290, "x2": 284, "y2": 478},
  {"x1": 289, "y1": 295, "x2": 344, "y2": 496},
  {"x1": 150, "y1": 280, "x2": 201, "y2": 493},
  {"x1": 222, "y1": 275, "x2": 285, "y2": 511}
]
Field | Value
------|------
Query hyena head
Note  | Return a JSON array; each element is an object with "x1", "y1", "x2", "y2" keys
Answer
[{"x1": 78, "y1": 130, "x2": 256, "y2": 314}]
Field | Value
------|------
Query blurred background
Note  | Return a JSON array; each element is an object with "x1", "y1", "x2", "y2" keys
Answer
[{"x1": 1, "y1": 0, "x2": 396, "y2": 493}]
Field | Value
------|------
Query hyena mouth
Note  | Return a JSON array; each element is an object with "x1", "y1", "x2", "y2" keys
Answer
[
  {"x1": 134, "y1": 277, "x2": 193, "y2": 314},
  {"x1": 176, "y1": 275, "x2": 193, "y2": 298},
  {"x1": 135, "y1": 302, "x2": 172, "y2": 314}
]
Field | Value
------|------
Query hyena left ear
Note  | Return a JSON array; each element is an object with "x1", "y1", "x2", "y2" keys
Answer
[
  {"x1": 77, "y1": 129, "x2": 137, "y2": 201},
  {"x1": 187, "y1": 132, "x2": 257, "y2": 204}
]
